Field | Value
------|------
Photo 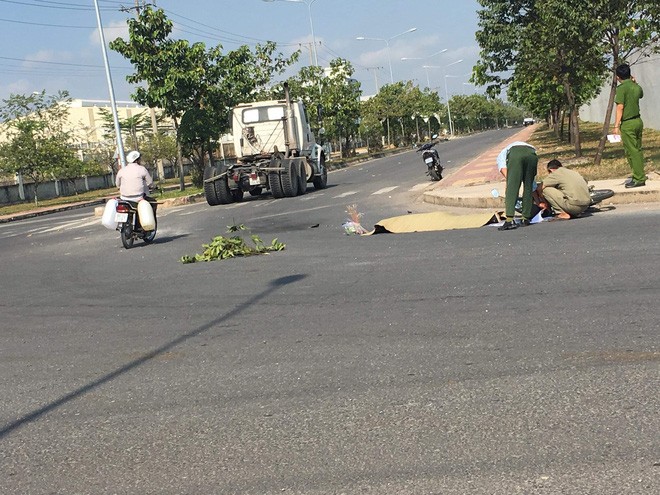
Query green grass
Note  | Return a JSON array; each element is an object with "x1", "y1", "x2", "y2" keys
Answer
[{"x1": 529, "y1": 121, "x2": 659, "y2": 181}]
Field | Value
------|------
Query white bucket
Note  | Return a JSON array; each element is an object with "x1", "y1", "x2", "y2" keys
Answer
[
  {"x1": 138, "y1": 199, "x2": 156, "y2": 231},
  {"x1": 101, "y1": 198, "x2": 118, "y2": 230}
]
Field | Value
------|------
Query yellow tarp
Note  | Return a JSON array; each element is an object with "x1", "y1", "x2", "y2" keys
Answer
[{"x1": 367, "y1": 211, "x2": 501, "y2": 235}]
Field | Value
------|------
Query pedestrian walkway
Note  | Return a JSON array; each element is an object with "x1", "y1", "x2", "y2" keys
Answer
[{"x1": 423, "y1": 125, "x2": 660, "y2": 209}]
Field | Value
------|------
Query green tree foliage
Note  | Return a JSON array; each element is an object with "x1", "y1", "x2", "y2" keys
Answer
[
  {"x1": 285, "y1": 59, "x2": 361, "y2": 157},
  {"x1": 111, "y1": 6, "x2": 298, "y2": 187},
  {"x1": 474, "y1": 0, "x2": 660, "y2": 160},
  {"x1": 590, "y1": 0, "x2": 660, "y2": 165},
  {"x1": 0, "y1": 90, "x2": 82, "y2": 204},
  {"x1": 97, "y1": 108, "x2": 157, "y2": 152},
  {"x1": 474, "y1": 0, "x2": 606, "y2": 156}
]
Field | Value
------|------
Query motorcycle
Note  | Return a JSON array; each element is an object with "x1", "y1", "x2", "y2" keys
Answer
[
  {"x1": 114, "y1": 197, "x2": 158, "y2": 249},
  {"x1": 588, "y1": 186, "x2": 614, "y2": 206},
  {"x1": 416, "y1": 135, "x2": 443, "y2": 181}
]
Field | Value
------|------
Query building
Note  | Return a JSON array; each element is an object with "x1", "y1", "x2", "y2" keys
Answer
[{"x1": 579, "y1": 51, "x2": 659, "y2": 130}]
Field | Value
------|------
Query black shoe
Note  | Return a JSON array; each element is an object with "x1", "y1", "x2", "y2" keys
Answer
[
  {"x1": 519, "y1": 219, "x2": 531, "y2": 227},
  {"x1": 625, "y1": 181, "x2": 646, "y2": 188},
  {"x1": 498, "y1": 221, "x2": 518, "y2": 231}
]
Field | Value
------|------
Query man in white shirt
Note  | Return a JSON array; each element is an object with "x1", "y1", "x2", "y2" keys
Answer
[{"x1": 116, "y1": 150, "x2": 153, "y2": 201}]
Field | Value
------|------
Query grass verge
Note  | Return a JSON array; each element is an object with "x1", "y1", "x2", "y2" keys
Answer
[
  {"x1": 529, "y1": 121, "x2": 658, "y2": 181},
  {"x1": 0, "y1": 180, "x2": 202, "y2": 217}
]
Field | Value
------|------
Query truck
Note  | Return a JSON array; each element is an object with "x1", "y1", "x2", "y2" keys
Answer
[{"x1": 203, "y1": 83, "x2": 327, "y2": 205}]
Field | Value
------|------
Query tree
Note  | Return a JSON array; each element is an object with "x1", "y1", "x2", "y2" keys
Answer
[
  {"x1": 97, "y1": 108, "x2": 155, "y2": 152},
  {"x1": 0, "y1": 91, "x2": 81, "y2": 204},
  {"x1": 111, "y1": 6, "x2": 298, "y2": 188},
  {"x1": 590, "y1": 0, "x2": 660, "y2": 165},
  {"x1": 474, "y1": 0, "x2": 606, "y2": 156}
]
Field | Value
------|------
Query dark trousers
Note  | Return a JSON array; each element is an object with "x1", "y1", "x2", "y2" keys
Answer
[{"x1": 505, "y1": 146, "x2": 538, "y2": 219}]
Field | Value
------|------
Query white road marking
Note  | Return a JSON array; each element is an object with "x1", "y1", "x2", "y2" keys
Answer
[
  {"x1": 299, "y1": 193, "x2": 324, "y2": 202},
  {"x1": 333, "y1": 191, "x2": 359, "y2": 198},
  {"x1": 371, "y1": 186, "x2": 398, "y2": 195},
  {"x1": 40, "y1": 218, "x2": 95, "y2": 233}
]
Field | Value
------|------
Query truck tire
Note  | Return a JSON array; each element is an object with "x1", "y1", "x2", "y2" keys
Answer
[
  {"x1": 231, "y1": 189, "x2": 244, "y2": 202},
  {"x1": 297, "y1": 160, "x2": 307, "y2": 195},
  {"x1": 214, "y1": 166, "x2": 234, "y2": 204},
  {"x1": 269, "y1": 155, "x2": 285, "y2": 198},
  {"x1": 312, "y1": 153, "x2": 328, "y2": 190},
  {"x1": 203, "y1": 165, "x2": 221, "y2": 206},
  {"x1": 280, "y1": 158, "x2": 299, "y2": 197},
  {"x1": 269, "y1": 171, "x2": 284, "y2": 198}
]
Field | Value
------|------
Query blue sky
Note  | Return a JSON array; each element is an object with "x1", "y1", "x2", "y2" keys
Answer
[{"x1": 0, "y1": 0, "x2": 483, "y2": 103}]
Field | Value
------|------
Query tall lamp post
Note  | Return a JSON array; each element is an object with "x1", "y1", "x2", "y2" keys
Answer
[
  {"x1": 423, "y1": 60, "x2": 463, "y2": 136},
  {"x1": 356, "y1": 27, "x2": 417, "y2": 84},
  {"x1": 401, "y1": 48, "x2": 447, "y2": 89},
  {"x1": 263, "y1": 0, "x2": 319, "y2": 67},
  {"x1": 93, "y1": 0, "x2": 126, "y2": 168}
]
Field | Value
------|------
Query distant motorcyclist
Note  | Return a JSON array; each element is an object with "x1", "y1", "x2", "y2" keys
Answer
[{"x1": 115, "y1": 150, "x2": 153, "y2": 201}]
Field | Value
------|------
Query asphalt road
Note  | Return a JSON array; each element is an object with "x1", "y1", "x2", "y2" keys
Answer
[{"x1": 1, "y1": 129, "x2": 658, "y2": 494}]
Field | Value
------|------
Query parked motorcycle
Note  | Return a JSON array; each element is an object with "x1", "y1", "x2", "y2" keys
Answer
[
  {"x1": 114, "y1": 198, "x2": 158, "y2": 249},
  {"x1": 416, "y1": 136, "x2": 443, "y2": 181}
]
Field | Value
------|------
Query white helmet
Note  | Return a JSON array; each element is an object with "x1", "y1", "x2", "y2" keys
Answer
[{"x1": 126, "y1": 150, "x2": 141, "y2": 163}]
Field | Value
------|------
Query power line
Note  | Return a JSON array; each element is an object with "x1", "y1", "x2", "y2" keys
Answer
[
  {"x1": 0, "y1": 17, "x2": 98, "y2": 28},
  {"x1": 0, "y1": 55, "x2": 132, "y2": 70},
  {"x1": 0, "y1": 0, "x2": 116, "y2": 11}
]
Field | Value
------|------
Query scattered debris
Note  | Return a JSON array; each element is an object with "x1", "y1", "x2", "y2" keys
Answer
[
  {"x1": 342, "y1": 204, "x2": 367, "y2": 235},
  {"x1": 180, "y1": 224, "x2": 285, "y2": 263}
]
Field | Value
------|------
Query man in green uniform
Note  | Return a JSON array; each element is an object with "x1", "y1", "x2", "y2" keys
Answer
[
  {"x1": 496, "y1": 141, "x2": 538, "y2": 231},
  {"x1": 613, "y1": 63, "x2": 645, "y2": 188},
  {"x1": 537, "y1": 159, "x2": 591, "y2": 220}
]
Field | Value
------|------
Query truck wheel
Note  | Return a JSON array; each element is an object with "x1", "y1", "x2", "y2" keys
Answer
[
  {"x1": 280, "y1": 159, "x2": 299, "y2": 197},
  {"x1": 312, "y1": 153, "x2": 328, "y2": 190},
  {"x1": 269, "y1": 156, "x2": 285, "y2": 198},
  {"x1": 215, "y1": 175, "x2": 234, "y2": 204},
  {"x1": 203, "y1": 165, "x2": 221, "y2": 206},
  {"x1": 297, "y1": 161, "x2": 307, "y2": 195},
  {"x1": 231, "y1": 189, "x2": 244, "y2": 202},
  {"x1": 269, "y1": 171, "x2": 284, "y2": 198}
]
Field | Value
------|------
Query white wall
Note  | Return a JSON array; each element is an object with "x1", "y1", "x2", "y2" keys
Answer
[{"x1": 579, "y1": 51, "x2": 660, "y2": 130}]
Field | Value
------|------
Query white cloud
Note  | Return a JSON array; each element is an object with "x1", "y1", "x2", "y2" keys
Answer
[
  {"x1": 89, "y1": 20, "x2": 129, "y2": 46},
  {"x1": 22, "y1": 50, "x2": 75, "y2": 68}
]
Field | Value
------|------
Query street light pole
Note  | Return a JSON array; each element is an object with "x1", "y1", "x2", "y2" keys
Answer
[
  {"x1": 444, "y1": 75, "x2": 453, "y2": 136},
  {"x1": 93, "y1": 0, "x2": 126, "y2": 168},
  {"x1": 423, "y1": 60, "x2": 463, "y2": 136},
  {"x1": 263, "y1": 0, "x2": 319, "y2": 67},
  {"x1": 356, "y1": 27, "x2": 417, "y2": 84}
]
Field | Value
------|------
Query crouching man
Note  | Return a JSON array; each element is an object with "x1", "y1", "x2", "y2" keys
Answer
[{"x1": 537, "y1": 159, "x2": 591, "y2": 220}]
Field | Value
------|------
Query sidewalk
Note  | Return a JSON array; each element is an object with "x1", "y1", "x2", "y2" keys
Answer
[{"x1": 423, "y1": 125, "x2": 660, "y2": 209}]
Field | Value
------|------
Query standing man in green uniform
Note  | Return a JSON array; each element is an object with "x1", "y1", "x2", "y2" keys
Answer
[
  {"x1": 612, "y1": 63, "x2": 645, "y2": 188},
  {"x1": 496, "y1": 141, "x2": 538, "y2": 231}
]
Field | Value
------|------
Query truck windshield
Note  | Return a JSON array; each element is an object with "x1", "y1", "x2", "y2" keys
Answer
[{"x1": 242, "y1": 106, "x2": 285, "y2": 124}]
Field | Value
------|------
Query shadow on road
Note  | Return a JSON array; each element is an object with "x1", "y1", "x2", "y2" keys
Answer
[{"x1": 0, "y1": 274, "x2": 308, "y2": 439}]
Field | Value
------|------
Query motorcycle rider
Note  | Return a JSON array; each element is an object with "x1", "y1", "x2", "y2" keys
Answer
[{"x1": 115, "y1": 150, "x2": 153, "y2": 201}]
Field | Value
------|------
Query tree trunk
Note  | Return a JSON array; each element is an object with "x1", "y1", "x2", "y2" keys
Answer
[
  {"x1": 173, "y1": 116, "x2": 185, "y2": 191},
  {"x1": 594, "y1": 70, "x2": 618, "y2": 166},
  {"x1": 594, "y1": 37, "x2": 620, "y2": 167}
]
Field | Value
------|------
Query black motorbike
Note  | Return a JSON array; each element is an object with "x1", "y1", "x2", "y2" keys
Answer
[
  {"x1": 416, "y1": 138, "x2": 443, "y2": 181},
  {"x1": 115, "y1": 198, "x2": 158, "y2": 249}
]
